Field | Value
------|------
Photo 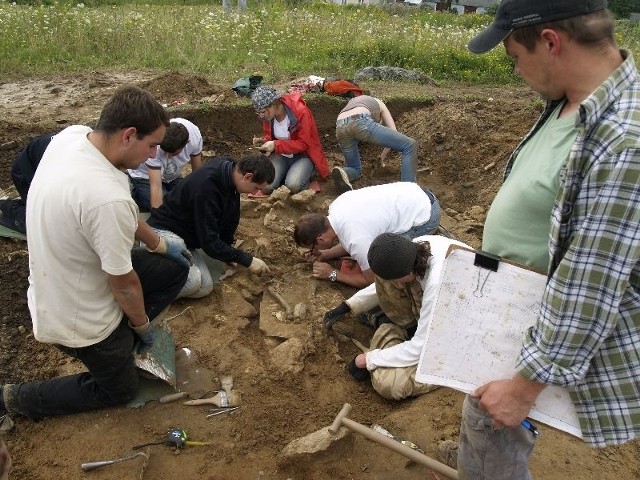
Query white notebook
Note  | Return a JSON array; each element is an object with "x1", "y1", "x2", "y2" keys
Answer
[{"x1": 416, "y1": 247, "x2": 581, "y2": 438}]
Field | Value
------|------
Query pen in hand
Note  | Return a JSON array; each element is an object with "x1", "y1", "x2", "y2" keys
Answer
[{"x1": 521, "y1": 419, "x2": 539, "y2": 436}]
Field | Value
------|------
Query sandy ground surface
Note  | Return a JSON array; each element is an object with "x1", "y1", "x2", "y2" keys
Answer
[{"x1": 0, "y1": 71, "x2": 638, "y2": 480}]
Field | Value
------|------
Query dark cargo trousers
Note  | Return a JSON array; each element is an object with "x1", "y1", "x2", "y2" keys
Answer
[{"x1": 3, "y1": 248, "x2": 188, "y2": 420}]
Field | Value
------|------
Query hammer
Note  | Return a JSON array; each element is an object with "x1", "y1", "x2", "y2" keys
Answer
[{"x1": 329, "y1": 403, "x2": 459, "y2": 480}]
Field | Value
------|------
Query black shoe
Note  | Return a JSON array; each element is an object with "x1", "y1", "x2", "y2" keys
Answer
[
  {"x1": 331, "y1": 167, "x2": 353, "y2": 194},
  {"x1": 347, "y1": 358, "x2": 370, "y2": 382},
  {"x1": 0, "y1": 199, "x2": 26, "y2": 234},
  {"x1": 357, "y1": 308, "x2": 391, "y2": 330}
]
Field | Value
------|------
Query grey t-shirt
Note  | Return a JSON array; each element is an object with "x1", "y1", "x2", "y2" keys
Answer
[{"x1": 339, "y1": 95, "x2": 381, "y2": 122}]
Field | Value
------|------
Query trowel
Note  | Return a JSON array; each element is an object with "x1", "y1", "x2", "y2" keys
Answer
[{"x1": 133, "y1": 320, "x2": 177, "y2": 388}]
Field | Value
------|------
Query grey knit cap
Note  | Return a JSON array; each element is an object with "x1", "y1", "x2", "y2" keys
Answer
[
  {"x1": 251, "y1": 86, "x2": 281, "y2": 110},
  {"x1": 367, "y1": 233, "x2": 418, "y2": 280}
]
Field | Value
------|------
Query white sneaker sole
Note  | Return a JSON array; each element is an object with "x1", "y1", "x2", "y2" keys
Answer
[{"x1": 332, "y1": 168, "x2": 352, "y2": 193}]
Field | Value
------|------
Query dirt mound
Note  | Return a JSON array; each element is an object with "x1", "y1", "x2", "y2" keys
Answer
[
  {"x1": 0, "y1": 71, "x2": 638, "y2": 480},
  {"x1": 140, "y1": 71, "x2": 224, "y2": 105}
]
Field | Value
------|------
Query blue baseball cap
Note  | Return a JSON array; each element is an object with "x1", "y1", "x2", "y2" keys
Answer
[{"x1": 468, "y1": 0, "x2": 608, "y2": 54}]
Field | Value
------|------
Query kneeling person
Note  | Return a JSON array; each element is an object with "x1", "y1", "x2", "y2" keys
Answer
[
  {"x1": 294, "y1": 182, "x2": 441, "y2": 288},
  {"x1": 147, "y1": 155, "x2": 275, "y2": 298},
  {"x1": 326, "y1": 233, "x2": 469, "y2": 400}
]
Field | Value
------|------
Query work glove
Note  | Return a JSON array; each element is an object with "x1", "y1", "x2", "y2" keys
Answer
[
  {"x1": 147, "y1": 234, "x2": 194, "y2": 267},
  {"x1": 249, "y1": 257, "x2": 271, "y2": 274},
  {"x1": 323, "y1": 302, "x2": 351, "y2": 328},
  {"x1": 347, "y1": 357, "x2": 370, "y2": 382},
  {"x1": 129, "y1": 317, "x2": 155, "y2": 347},
  {"x1": 258, "y1": 141, "x2": 275, "y2": 155}
]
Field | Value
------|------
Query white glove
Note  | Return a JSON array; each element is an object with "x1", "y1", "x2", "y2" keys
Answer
[
  {"x1": 258, "y1": 141, "x2": 275, "y2": 155},
  {"x1": 249, "y1": 257, "x2": 271, "y2": 274}
]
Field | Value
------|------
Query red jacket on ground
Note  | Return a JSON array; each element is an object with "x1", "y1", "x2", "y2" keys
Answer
[{"x1": 260, "y1": 92, "x2": 329, "y2": 179}]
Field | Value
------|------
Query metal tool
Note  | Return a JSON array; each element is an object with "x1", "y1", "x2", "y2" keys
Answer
[
  {"x1": 206, "y1": 406, "x2": 240, "y2": 418},
  {"x1": 329, "y1": 403, "x2": 459, "y2": 480},
  {"x1": 81, "y1": 450, "x2": 148, "y2": 472},
  {"x1": 133, "y1": 319, "x2": 177, "y2": 387},
  {"x1": 371, "y1": 424, "x2": 425, "y2": 454},
  {"x1": 133, "y1": 427, "x2": 210, "y2": 450}
]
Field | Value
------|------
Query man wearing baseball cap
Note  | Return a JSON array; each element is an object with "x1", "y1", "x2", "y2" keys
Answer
[{"x1": 458, "y1": 1, "x2": 640, "y2": 478}]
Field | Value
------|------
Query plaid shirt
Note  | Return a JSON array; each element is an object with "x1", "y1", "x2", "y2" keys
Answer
[{"x1": 514, "y1": 50, "x2": 640, "y2": 447}]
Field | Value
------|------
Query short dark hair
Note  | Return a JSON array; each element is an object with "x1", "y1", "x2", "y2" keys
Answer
[
  {"x1": 294, "y1": 213, "x2": 329, "y2": 246},
  {"x1": 237, "y1": 155, "x2": 275, "y2": 184},
  {"x1": 511, "y1": 10, "x2": 615, "y2": 52},
  {"x1": 95, "y1": 85, "x2": 169, "y2": 138},
  {"x1": 160, "y1": 122, "x2": 189, "y2": 153}
]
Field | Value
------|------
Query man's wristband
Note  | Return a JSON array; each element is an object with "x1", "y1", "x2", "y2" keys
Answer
[
  {"x1": 128, "y1": 315, "x2": 150, "y2": 332},
  {"x1": 146, "y1": 236, "x2": 163, "y2": 253},
  {"x1": 329, "y1": 269, "x2": 338, "y2": 282}
]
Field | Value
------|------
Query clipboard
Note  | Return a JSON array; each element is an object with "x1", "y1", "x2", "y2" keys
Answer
[{"x1": 416, "y1": 245, "x2": 582, "y2": 438}]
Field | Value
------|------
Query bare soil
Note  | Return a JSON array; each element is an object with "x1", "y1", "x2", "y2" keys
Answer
[{"x1": 0, "y1": 71, "x2": 638, "y2": 480}]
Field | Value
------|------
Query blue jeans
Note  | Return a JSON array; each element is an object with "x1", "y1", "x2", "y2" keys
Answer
[
  {"x1": 457, "y1": 396, "x2": 537, "y2": 480},
  {"x1": 267, "y1": 153, "x2": 315, "y2": 194},
  {"x1": 335, "y1": 114, "x2": 417, "y2": 183},
  {"x1": 130, "y1": 177, "x2": 182, "y2": 212},
  {"x1": 401, "y1": 188, "x2": 441, "y2": 238},
  {"x1": 3, "y1": 248, "x2": 188, "y2": 420}
]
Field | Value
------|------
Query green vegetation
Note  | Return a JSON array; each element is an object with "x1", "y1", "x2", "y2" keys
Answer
[{"x1": 1, "y1": 1, "x2": 639, "y2": 84}]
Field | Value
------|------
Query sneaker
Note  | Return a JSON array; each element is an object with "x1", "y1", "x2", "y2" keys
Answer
[
  {"x1": 0, "y1": 386, "x2": 13, "y2": 433},
  {"x1": 331, "y1": 166, "x2": 353, "y2": 193},
  {"x1": 436, "y1": 440, "x2": 459, "y2": 469},
  {"x1": 0, "y1": 415, "x2": 13, "y2": 433}
]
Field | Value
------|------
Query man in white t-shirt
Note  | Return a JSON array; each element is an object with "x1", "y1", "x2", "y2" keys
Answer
[
  {"x1": 128, "y1": 118, "x2": 203, "y2": 211},
  {"x1": 0, "y1": 86, "x2": 189, "y2": 421},
  {"x1": 293, "y1": 182, "x2": 441, "y2": 288}
]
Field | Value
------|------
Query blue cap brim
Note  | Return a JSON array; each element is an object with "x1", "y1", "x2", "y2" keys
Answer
[{"x1": 468, "y1": 25, "x2": 512, "y2": 54}]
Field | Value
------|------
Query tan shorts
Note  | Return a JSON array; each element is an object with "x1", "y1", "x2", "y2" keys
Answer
[{"x1": 369, "y1": 323, "x2": 439, "y2": 400}]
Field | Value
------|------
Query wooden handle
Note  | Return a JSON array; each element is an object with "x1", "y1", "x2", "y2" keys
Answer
[
  {"x1": 329, "y1": 403, "x2": 458, "y2": 480},
  {"x1": 183, "y1": 397, "x2": 215, "y2": 406},
  {"x1": 159, "y1": 392, "x2": 188, "y2": 404}
]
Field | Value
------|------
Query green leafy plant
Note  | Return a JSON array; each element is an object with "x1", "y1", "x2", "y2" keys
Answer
[{"x1": 0, "y1": 1, "x2": 638, "y2": 84}]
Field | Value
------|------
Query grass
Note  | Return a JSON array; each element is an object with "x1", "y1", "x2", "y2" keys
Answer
[{"x1": 1, "y1": 1, "x2": 639, "y2": 85}]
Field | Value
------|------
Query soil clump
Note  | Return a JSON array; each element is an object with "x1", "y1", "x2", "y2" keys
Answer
[{"x1": 0, "y1": 71, "x2": 638, "y2": 480}]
